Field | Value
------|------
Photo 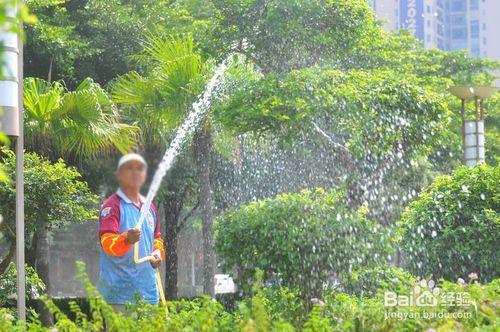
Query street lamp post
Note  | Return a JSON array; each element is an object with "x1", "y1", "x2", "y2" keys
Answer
[
  {"x1": 449, "y1": 86, "x2": 499, "y2": 166},
  {"x1": 0, "y1": 1, "x2": 25, "y2": 320}
]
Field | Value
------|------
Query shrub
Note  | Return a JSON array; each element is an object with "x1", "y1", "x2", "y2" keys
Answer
[
  {"x1": 215, "y1": 188, "x2": 393, "y2": 298},
  {"x1": 343, "y1": 265, "x2": 417, "y2": 298},
  {"x1": 398, "y1": 164, "x2": 499, "y2": 281},
  {"x1": 1, "y1": 267, "x2": 498, "y2": 331},
  {"x1": 0, "y1": 263, "x2": 45, "y2": 318},
  {"x1": 319, "y1": 278, "x2": 500, "y2": 331},
  {"x1": 0, "y1": 149, "x2": 98, "y2": 275}
]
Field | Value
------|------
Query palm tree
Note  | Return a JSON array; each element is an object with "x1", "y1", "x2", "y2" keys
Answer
[
  {"x1": 23, "y1": 77, "x2": 139, "y2": 161},
  {"x1": 22, "y1": 76, "x2": 138, "y2": 323},
  {"x1": 111, "y1": 33, "x2": 206, "y2": 143},
  {"x1": 111, "y1": 33, "x2": 218, "y2": 296}
]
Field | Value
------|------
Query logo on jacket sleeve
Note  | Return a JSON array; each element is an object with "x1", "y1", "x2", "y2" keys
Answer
[{"x1": 101, "y1": 207, "x2": 112, "y2": 217}]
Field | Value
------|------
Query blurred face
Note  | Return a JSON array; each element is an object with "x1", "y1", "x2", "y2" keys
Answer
[{"x1": 116, "y1": 160, "x2": 146, "y2": 191}]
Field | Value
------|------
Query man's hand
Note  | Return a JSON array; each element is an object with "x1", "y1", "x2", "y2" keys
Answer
[
  {"x1": 150, "y1": 249, "x2": 162, "y2": 269},
  {"x1": 124, "y1": 228, "x2": 141, "y2": 245}
]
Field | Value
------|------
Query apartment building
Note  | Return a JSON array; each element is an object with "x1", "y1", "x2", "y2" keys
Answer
[{"x1": 369, "y1": 0, "x2": 500, "y2": 60}]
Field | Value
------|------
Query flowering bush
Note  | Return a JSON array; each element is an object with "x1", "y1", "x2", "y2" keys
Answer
[{"x1": 398, "y1": 165, "x2": 499, "y2": 281}]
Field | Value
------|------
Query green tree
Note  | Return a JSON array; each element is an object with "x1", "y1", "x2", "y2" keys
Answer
[
  {"x1": 0, "y1": 150, "x2": 97, "y2": 323},
  {"x1": 216, "y1": 68, "x2": 451, "y2": 210},
  {"x1": 24, "y1": 0, "x2": 217, "y2": 86},
  {"x1": 0, "y1": 149, "x2": 97, "y2": 277},
  {"x1": 210, "y1": 0, "x2": 499, "y2": 229},
  {"x1": 0, "y1": 263, "x2": 45, "y2": 317},
  {"x1": 210, "y1": 0, "x2": 377, "y2": 72},
  {"x1": 23, "y1": 76, "x2": 138, "y2": 161},
  {"x1": 24, "y1": 0, "x2": 91, "y2": 83}
]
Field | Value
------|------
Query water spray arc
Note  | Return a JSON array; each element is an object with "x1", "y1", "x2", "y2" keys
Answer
[{"x1": 131, "y1": 54, "x2": 234, "y2": 315}]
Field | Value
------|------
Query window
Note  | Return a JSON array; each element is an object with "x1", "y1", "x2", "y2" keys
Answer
[
  {"x1": 427, "y1": 20, "x2": 431, "y2": 28},
  {"x1": 483, "y1": 23, "x2": 486, "y2": 31},
  {"x1": 451, "y1": 15, "x2": 466, "y2": 25},
  {"x1": 471, "y1": 40, "x2": 480, "y2": 55},
  {"x1": 427, "y1": 5, "x2": 431, "y2": 13},
  {"x1": 437, "y1": 24, "x2": 444, "y2": 36},
  {"x1": 483, "y1": 37, "x2": 487, "y2": 45},
  {"x1": 451, "y1": 0, "x2": 466, "y2": 11},
  {"x1": 470, "y1": 20, "x2": 479, "y2": 38},
  {"x1": 470, "y1": 0, "x2": 479, "y2": 10},
  {"x1": 452, "y1": 28, "x2": 467, "y2": 39}
]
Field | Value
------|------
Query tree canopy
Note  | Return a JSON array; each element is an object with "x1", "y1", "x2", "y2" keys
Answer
[
  {"x1": 24, "y1": 0, "x2": 216, "y2": 86},
  {"x1": 23, "y1": 77, "x2": 138, "y2": 159},
  {"x1": 0, "y1": 149, "x2": 97, "y2": 273},
  {"x1": 210, "y1": 0, "x2": 377, "y2": 73},
  {"x1": 216, "y1": 68, "x2": 450, "y2": 161}
]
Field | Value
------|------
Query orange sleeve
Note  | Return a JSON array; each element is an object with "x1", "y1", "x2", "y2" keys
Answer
[
  {"x1": 153, "y1": 237, "x2": 166, "y2": 259},
  {"x1": 101, "y1": 232, "x2": 132, "y2": 256}
]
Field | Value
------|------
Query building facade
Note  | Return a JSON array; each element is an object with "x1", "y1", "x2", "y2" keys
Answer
[{"x1": 369, "y1": 0, "x2": 500, "y2": 60}]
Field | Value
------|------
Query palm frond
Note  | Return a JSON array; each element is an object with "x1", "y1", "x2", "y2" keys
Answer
[
  {"x1": 111, "y1": 71, "x2": 157, "y2": 105},
  {"x1": 113, "y1": 33, "x2": 208, "y2": 140},
  {"x1": 23, "y1": 77, "x2": 64, "y2": 121},
  {"x1": 23, "y1": 77, "x2": 139, "y2": 159},
  {"x1": 142, "y1": 32, "x2": 196, "y2": 65}
]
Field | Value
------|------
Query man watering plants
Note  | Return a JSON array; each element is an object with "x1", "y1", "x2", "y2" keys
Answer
[{"x1": 98, "y1": 153, "x2": 166, "y2": 310}]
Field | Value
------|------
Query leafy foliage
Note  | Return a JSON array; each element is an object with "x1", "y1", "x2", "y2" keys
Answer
[
  {"x1": 318, "y1": 279, "x2": 500, "y2": 331},
  {"x1": 0, "y1": 262, "x2": 45, "y2": 310},
  {"x1": 23, "y1": 77, "x2": 138, "y2": 159},
  {"x1": 342, "y1": 265, "x2": 417, "y2": 298},
  {"x1": 216, "y1": 67, "x2": 450, "y2": 160},
  {"x1": 0, "y1": 0, "x2": 35, "y2": 34},
  {"x1": 24, "y1": 0, "x2": 216, "y2": 85},
  {"x1": 398, "y1": 164, "x2": 500, "y2": 282},
  {"x1": 215, "y1": 188, "x2": 392, "y2": 297},
  {"x1": 0, "y1": 264, "x2": 499, "y2": 331},
  {"x1": 24, "y1": 0, "x2": 92, "y2": 83},
  {"x1": 0, "y1": 149, "x2": 98, "y2": 251},
  {"x1": 111, "y1": 33, "x2": 208, "y2": 146},
  {"x1": 210, "y1": 0, "x2": 377, "y2": 72},
  {"x1": 350, "y1": 30, "x2": 499, "y2": 85}
]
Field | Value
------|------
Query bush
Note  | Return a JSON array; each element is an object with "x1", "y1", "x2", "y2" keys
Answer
[
  {"x1": 398, "y1": 164, "x2": 499, "y2": 282},
  {"x1": 0, "y1": 263, "x2": 45, "y2": 316},
  {"x1": 0, "y1": 149, "x2": 98, "y2": 272},
  {"x1": 215, "y1": 188, "x2": 393, "y2": 298},
  {"x1": 1, "y1": 264, "x2": 498, "y2": 331},
  {"x1": 319, "y1": 278, "x2": 500, "y2": 331},
  {"x1": 343, "y1": 265, "x2": 417, "y2": 298}
]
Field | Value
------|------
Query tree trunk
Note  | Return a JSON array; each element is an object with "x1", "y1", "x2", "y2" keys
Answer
[
  {"x1": 194, "y1": 123, "x2": 215, "y2": 296},
  {"x1": 34, "y1": 227, "x2": 53, "y2": 325},
  {"x1": 0, "y1": 242, "x2": 15, "y2": 274},
  {"x1": 163, "y1": 197, "x2": 182, "y2": 300}
]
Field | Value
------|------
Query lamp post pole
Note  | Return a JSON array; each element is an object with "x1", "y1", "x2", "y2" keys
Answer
[
  {"x1": 0, "y1": 0, "x2": 25, "y2": 320},
  {"x1": 449, "y1": 86, "x2": 499, "y2": 166},
  {"x1": 16, "y1": 15, "x2": 25, "y2": 322}
]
